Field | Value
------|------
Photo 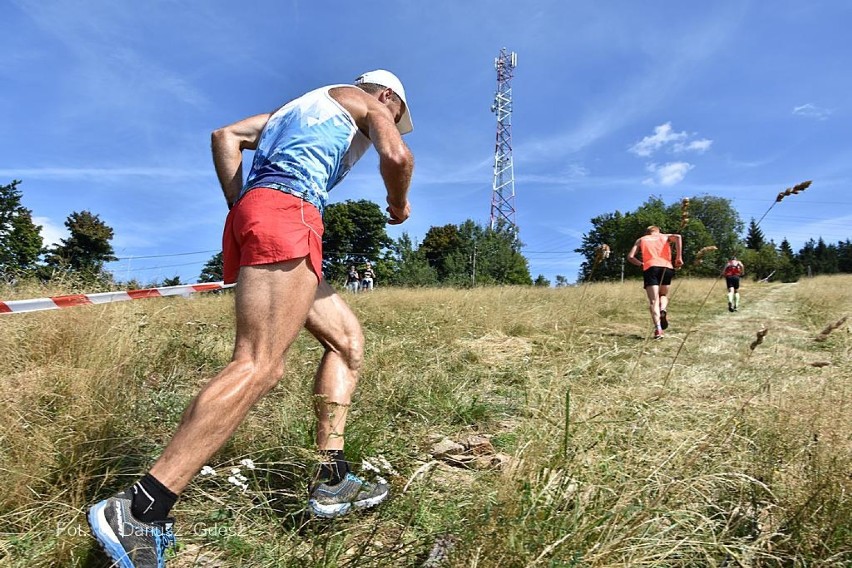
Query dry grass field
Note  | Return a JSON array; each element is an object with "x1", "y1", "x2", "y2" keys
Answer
[{"x1": 0, "y1": 275, "x2": 849, "y2": 567}]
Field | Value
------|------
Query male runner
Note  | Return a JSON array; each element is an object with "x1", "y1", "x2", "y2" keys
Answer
[
  {"x1": 627, "y1": 226, "x2": 684, "y2": 339},
  {"x1": 88, "y1": 69, "x2": 414, "y2": 567},
  {"x1": 723, "y1": 256, "x2": 745, "y2": 311}
]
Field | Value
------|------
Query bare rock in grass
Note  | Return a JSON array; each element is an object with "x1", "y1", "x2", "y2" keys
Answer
[
  {"x1": 430, "y1": 437, "x2": 465, "y2": 458},
  {"x1": 460, "y1": 434, "x2": 494, "y2": 455}
]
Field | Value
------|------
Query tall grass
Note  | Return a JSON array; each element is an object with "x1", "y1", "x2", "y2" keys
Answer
[{"x1": 0, "y1": 276, "x2": 849, "y2": 566}]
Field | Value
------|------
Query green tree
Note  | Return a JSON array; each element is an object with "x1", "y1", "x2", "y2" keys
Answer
[
  {"x1": 688, "y1": 197, "x2": 742, "y2": 252},
  {"x1": 43, "y1": 210, "x2": 116, "y2": 281},
  {"x1": 420, "y1": 224, "x2": 464, "y2": 282},
  {"x1": 575, "y1": 211, "x2": 631, "y2": 282},
  {"x1": 776, "y1": 238, "x2": 802, "y2": 282},
  {"x1": 199, "y1": 252, "x2": 224, "y2": 282},
  {"x1": 745, "y1": 218, "x2": 766, "y2": 250},
  {"x1": 576, "y1": 195, "x2": 742, "y2": 281},
  {"x1": 679, "y1": 195, "x2": 742, "y2": 271},
  {"x1": 467, "y1": 221, "x2": 532, "y2": 286},
  {"x1": 388, "y1": 232, "x2": 437, "y2": 286},
  {"x1": 162, "y1": 276, "x2": 182, "y2": 287},
  {"x1": 420, "y1": 220, "x2": 531, "y2": 286},
  {"x1": 814, "y1": 238, "x2": 839, "y2": 274},
  {"x1": 533, "y1": 274, "x2": 551, "y2": 287},
  {"x1": 322, "y1": 200, "x2": 391, "y2": 283},
  {"x1": 797, "y1": 238, "x2": 839, "y2": 276},
  {"x1": 836, "y1": 239, "x2": 852, "y2": 273},
  {"x1": 741, "y1": 243, "x2": 780, "y2": 281},
  {"x1": 663, "y1": 205, "x2": 716, "y2": 276},
  {"x1": 0, "y1": 180, "x2": 44, "y2": 278}
]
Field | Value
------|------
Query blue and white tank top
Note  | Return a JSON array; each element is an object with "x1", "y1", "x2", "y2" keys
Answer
[{"x1": 240, "y1": 85, "x2": 372, "y2": 214}]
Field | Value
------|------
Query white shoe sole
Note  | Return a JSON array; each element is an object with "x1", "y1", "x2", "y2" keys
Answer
[{"x1": 309, "y1": 490, "x2": 389, "y2": 518}]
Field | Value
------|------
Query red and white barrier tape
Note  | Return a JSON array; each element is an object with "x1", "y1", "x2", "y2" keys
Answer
[{"x1": 0, "y1": 282, "x2": 235, "y2": 315}]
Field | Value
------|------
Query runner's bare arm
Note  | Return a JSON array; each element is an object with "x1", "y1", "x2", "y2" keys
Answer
[
  {"x1": 333, "y1": 87, "x2": 414, "y2": 225},
  {"x1": 211, "y1": 113, "x2": 271, "y2": 208},
  {"x1": 627, "y1": 240, "x2": 643, "y2": 267},
  {"x1": 367, "y1": 109, "x2": 413, "y2": 224},
  {"x1": 670, "y1": 234, "x2": 684, "y2": 268}
]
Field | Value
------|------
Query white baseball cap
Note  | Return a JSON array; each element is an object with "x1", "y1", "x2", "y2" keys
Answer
[{"x1": 354, "y1": 69, "x2": 413, "y2": 135}]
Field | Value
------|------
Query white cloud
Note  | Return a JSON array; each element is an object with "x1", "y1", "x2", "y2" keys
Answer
[
  {"x1": 630, "y1": 123, "x2": 714, "y2": 158},
  {"x1": 32, "y1": 216, "x2": 68, "y2": 247},
  {"x1": 792, "y1": 103, "x2": 832, "y2": 120},
  {"x1": 629, "y1": 122, "x2": 687, "y2": 157},
  {"x1": 565, "y1": 163, "x2": 589, "y2": 179},
  {"x1": 674, "y1": 138, "x2": 713, "y2": 153},
  {"x1": 643, "y1": 162, "x2": 694, "y2": 186}
]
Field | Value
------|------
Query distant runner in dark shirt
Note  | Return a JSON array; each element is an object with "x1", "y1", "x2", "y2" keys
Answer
[{"x1": 723, "y1": 256, "x2": 745, "y2": 312}]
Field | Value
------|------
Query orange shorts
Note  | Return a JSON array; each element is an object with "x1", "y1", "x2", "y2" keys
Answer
[{"x1": 222, "y1": 188, "x2": 324, "y2": 284}]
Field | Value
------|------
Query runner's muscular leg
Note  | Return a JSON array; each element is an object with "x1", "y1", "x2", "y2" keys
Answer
[
  {"x1": 659, "y1": 284, "x2": 670, "y2": 314},
  {"x1": 150, "y1": 259, "x2": 318, "y2": 493},
  {"x1": 645, "y1": 284, "x2": 661, "y2": 326},
  {"x1": 304, "y1": 280, "x2": 364, "y2": 451}
]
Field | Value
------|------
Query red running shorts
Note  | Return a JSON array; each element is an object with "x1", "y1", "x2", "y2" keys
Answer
[{"x1": 222, "y1": 188, "x2": 324, "y2": 284}]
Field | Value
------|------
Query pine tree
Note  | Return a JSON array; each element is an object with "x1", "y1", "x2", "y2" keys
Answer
[
  {"x1": 0, "y1": 180, "x2": 44, "y2": 277},
  {"x1": 43, "y1": 210, "x2": 117, "y2": 281},
  {"x1": 745, "y1": 218, "x2": 766, "y2": 250},
  {"x1": 199, "y1": 252, "x2": 224, "y2": 282},
  {"x1": 777, "y1": 237, "x2": 803, "y2": 282},
  {"x1": 779, "y1": 238, "x2": 795, "y2": 258}
]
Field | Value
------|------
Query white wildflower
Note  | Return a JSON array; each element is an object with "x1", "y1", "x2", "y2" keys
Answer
[
  {"x1": 227, "y1": 475, "x2": 248, "y2": 491},
  {"x1": 362, "y1": 455, "x2": 399, "y2": 476},
  {"x1": 200, "y1": 466, "x2": 216, "y2": 476},
  {"x1": 376, "y1": 455, "x2": 399, "y2": 476},
  {"x1": 239, "y1": 458, "x2": 256, "y2": 470},
  {"x1": 361, "y1": 459, "x2": 380, "y2": 474}
]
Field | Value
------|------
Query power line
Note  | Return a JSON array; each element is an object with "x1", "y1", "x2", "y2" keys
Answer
[{"x1": 113, "y1": 249, "x2": 218, "y2": 260}]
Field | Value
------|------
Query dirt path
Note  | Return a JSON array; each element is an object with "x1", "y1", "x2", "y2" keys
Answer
[
  {"x1": 638, "y1": 280, "x2": 820, "y2": 389},
  {"x1": 707, "y1": 282, "x2": 802, "y2": 339}
]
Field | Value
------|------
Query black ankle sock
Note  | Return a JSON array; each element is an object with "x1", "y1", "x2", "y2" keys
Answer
[
  {"x1": 130, "y1": 473, "x2": 178, "y2": 523},
  {"x1": 318, "y1": 450, "x2": 349, "y2": 485}
]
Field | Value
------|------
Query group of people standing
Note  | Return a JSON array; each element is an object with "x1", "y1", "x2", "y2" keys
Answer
[{"x1": 346, "y1": 262, "x2": 376, "y2": 292}]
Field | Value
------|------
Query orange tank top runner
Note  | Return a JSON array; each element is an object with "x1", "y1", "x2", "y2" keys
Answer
[
  {"x1": 724, "y1": 263, "x2": 742, "y2": 277},
  {"x1": 639, "y1": 234, "x2": 673, "y2": 271}
]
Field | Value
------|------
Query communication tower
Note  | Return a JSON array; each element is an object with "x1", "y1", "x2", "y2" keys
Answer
[{"x1": 490, "y1": 47, "x2": 518, "y2": 232}]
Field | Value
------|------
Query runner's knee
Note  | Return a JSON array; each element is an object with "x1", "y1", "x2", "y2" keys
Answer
[
  {"x1": 339, "y1": 326, "x2": 364, "y2": 373},
  {"x1": 228, "y1": 357, "x2": 286, "y2": 395}
]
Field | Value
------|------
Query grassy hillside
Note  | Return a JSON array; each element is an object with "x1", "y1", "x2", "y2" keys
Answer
[{"x1": 0, "y1": 276, "x2": 850, "y2": 567}]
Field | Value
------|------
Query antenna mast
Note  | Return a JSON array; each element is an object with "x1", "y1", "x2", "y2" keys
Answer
[{"x1": 490, "y1": 47, "x2": 518, "y2": 232}]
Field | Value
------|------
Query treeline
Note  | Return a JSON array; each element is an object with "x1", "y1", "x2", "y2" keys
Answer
[
  {"x1": 575, "y1": 195, "x2": 851, "y2": 283},
  {"x1": 319, "y1": 200, "x2": 533, "y2": 287},
  {"x1": 743, "y1": 218, "x2": 852, "y2": 281},
  {"x1": 5, "y1": 177, "x2": 849, "y2": 291},
  {"x1": 199, "y1": 200, "x2": 534, "y2": 288},
  {"x1": 0, "y1": 180, "x2": 120, "y2": 288}
]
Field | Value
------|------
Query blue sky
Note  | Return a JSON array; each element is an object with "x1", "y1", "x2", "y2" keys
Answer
[{"x1": 1, "y1": 0, "x2": 850, "y2": 285}]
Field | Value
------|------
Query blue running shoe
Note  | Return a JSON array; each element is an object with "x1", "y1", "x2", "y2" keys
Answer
[
  {"x1": 87, "y1": 490, "x2": 176, "y2": 568},
  {"x1": 309, "y1": 472, "x2": 389, "y2": 518}
]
